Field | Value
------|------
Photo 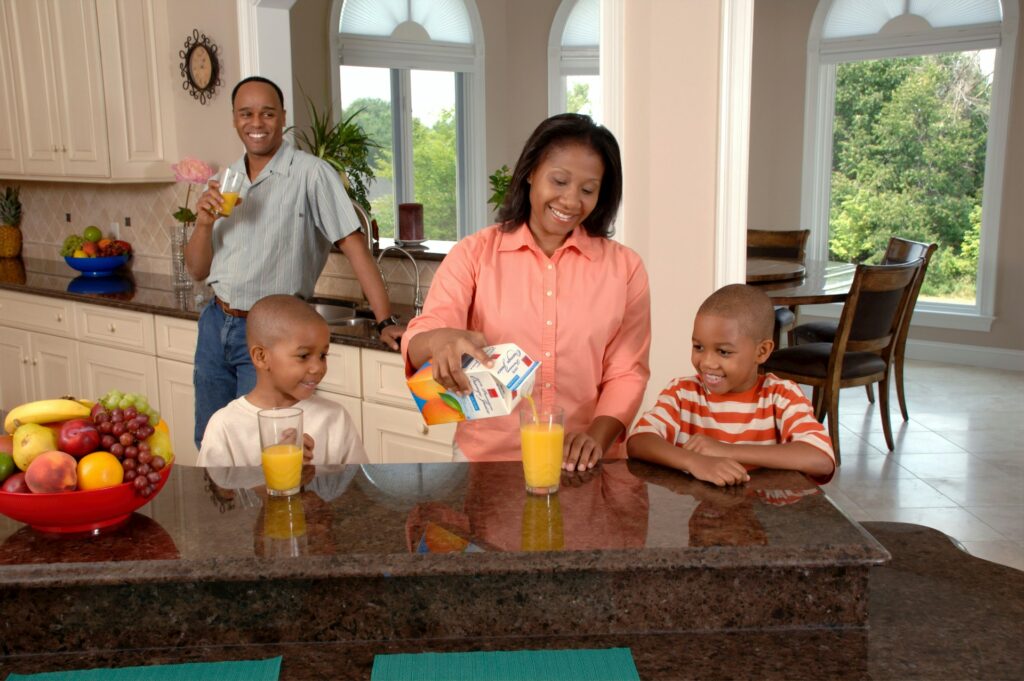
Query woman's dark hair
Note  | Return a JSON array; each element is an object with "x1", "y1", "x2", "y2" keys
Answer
[
  {"x1": 232, "y1": 76, "x2": 285, "y2": 109},
  {"x1": 497, "y1": 113, "x2": 622, "y2": 238}
]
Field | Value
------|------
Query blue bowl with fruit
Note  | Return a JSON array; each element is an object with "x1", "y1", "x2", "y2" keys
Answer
[{"x1": 64, "y1": 254, "x2": 131, "y2": 276}]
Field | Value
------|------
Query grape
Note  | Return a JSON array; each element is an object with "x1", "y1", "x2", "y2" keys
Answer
[
  {"x1": 138, "y1": 443, "x2": 150, "y2": 453},
  {"x1": 134, "y1": 476, "x2": 148, "y2": 490},
  {"x1": 135, "y1": 414, "x2": 149, "y2": 427},
  {"x1": 122, "y1": 458, "x2": 136, "y2": 471},
  {"x1": 151, "y1": 456, "x2": 165, "y2": 471},
  {"x1": 143, "y1": 485, "x2": 154, "y2": 496},
  {"x1": 118, "y1": 398, "x2": 132, "y2": 410},
  {"x1": 149, "y1": 411, "x2": 160, "y2": 425},
  {"x1": 137, "y1": 463, "x2": 151, "y2": 475},
  {"x1": 119, "y1": 433, "x2": 134, "y2": 447},
  {"x1": 94, "y1": 411, "x2": 110, "y2": 424},
  {"x1": 124, "y1": 446, "x2": 138, "y2": 459},
  {"x1": 98, "y1": 421, "x2": 113, "y2": 434},
  {"x1": 124, "y1": 470, "x2": 137, "y2": 482},
  {"x1": 138, "y1": 451, "x2": 153, "y2": 465},
  {"x1": 101, "y1": 434, "x2": 116, "y2": 449},
  {"x1": 124, "y1": 406, "x2": 138, "y2": 420},
  {"x1": 110, "y1": 409, "x2": 124, "y2": 423},
  {"x1": 136, "y1": 400, "x2": 150, "y2": 414},
  {"x1": 147, "y1": 471, "x2": 161, "y2": 484},
  {"x1": 137, "y1": 426, "x2": 154, "y2": 440},
  {"x1": 110, "y1": 443, "x2": 125, "y2": 457},
  {"x1": 112, "y1": 422, "x2": 126, "y2": 436}
]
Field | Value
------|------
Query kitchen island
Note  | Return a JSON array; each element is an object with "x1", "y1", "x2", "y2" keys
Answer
[{"x1": 1, "y1": 461, "x2": 1020, "y2": 679}]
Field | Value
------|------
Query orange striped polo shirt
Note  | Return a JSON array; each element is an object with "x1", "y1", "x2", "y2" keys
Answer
[{"x1": 632, "y1": 373, "x2": 835, "y2": 470}]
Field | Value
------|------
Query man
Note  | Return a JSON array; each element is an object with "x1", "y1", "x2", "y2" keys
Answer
[{"x1": 185, "y1": 76, "x2": 402, "y2": 448}]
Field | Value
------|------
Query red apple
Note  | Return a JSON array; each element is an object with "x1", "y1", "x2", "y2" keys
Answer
[
  {"x1": 57, "y1": 418, "x2": 101, "y2": 457},
  {"x1": 1, "y1": 472, "x2": 30, "y2": 493},
  {"x1": 82, "y1": 241, "x2": 99, "y2": 257},
  {"x1": 0, "y1": 434, "x2": 12, "y2": 455}
]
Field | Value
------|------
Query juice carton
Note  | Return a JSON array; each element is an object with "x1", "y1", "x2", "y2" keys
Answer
[{"x1": 407, "y1": 343, "x2": 540, "y2": 425}]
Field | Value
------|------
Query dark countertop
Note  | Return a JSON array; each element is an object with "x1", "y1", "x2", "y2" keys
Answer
[
  {"x1": 0, "y1": 461, "x2": 1020, "y2": 679},
  {"x1": 0, "y1": 257, "x2": 402, "y2": 352}
]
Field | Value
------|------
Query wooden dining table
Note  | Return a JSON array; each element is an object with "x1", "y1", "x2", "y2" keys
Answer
[{"x1": 746, "y1": 257, "x2": 857, "y2": 306}]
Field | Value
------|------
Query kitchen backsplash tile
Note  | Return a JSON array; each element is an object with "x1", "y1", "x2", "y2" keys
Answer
[{"x1": 16, "y1": 181, "x2": 440, "y2": 308}]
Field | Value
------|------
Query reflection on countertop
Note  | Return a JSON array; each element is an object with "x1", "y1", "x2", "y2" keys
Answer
[{"x1": 0, "y1": 257, "x2": 404, "y2": 351}]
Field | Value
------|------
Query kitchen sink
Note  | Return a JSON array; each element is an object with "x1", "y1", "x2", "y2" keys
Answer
[{"x1": 308, "y1": 297, "x2": 375, "y2": 327}]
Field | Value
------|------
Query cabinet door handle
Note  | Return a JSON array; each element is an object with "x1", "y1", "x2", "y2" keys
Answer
[
  {"x1": 61, "y1": 146, "x2": 67, "y2": 153},
  {"x1": 56, "y1": 313, "x2": 63, "y2": 322},
  {"x1": 32, "y1": 357, "x2": 38, "y2": 366},
  {"x1": 52, "y1": 145, "x2": 59, "y2": 152},
  {"x1": 21, "y1": 356, "x2": 28, "y2": 364},
  {"x1": 108, "y1": 323, "x2": 116, "y2": 333},
  {"x1": 420, "y1": 423, "x2": 429, "y2": 435}
]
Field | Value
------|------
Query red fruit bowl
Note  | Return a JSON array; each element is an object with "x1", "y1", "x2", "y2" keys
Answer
[{"x1": 0, "y1": 463, "x2": 172, "y2": 534}]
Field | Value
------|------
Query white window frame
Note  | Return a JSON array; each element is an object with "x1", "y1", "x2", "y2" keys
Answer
[
  {"x1": 800, "y1": 0, "x2": 1018, "y2": 332},
  {"x1": 328, "y1": 0, "x2": 487, "y2": 239},
  {"x1": 548, "y1": 0, "x2": 600, "y2": 116}
]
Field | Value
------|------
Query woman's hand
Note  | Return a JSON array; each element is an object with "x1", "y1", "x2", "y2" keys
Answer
[
  {"x1": 563, "y1": 431, "x2": 603, "y2": 472},
  {"x1": 425, "y1": 329, "x2": 491, "y2": 394}
]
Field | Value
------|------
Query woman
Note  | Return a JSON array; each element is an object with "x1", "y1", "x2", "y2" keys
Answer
[{"x1": 403, "y1": 114, "x2": 651, "y2": 469}]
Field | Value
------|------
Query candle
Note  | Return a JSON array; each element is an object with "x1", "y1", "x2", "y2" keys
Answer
[{"x1": 398, "y1": 203, "x2": 424, "y2": 242}]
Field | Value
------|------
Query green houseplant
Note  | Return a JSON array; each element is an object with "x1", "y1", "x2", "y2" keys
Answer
[
  {"x1": 487, "y1": 165, "x2": 512, "y2": 215},
  {"x1": 291, "y1": 96, "x2": 380, "y2": 213}
]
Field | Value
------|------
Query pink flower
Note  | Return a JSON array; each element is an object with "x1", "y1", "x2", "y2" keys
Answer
[{"x1": 172, "y1": 157, "x2": 214, "y2": 185}]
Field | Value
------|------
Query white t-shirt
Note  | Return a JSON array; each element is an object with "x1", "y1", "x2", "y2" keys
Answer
[{"x1": 198, "y1": 394, "x2": 368, "y2": 467}]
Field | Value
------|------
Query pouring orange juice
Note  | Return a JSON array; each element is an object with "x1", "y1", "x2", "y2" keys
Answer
[
  {"x1": 520, "y1": 399, "x2": 563, "y2": 495},
  {"x1": 257, "y1": 407, "x2": 304, "y2": 496}
]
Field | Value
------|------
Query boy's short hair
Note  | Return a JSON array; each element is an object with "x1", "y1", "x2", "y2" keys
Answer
[
  {"x1": 246, "y1": 295, "x2": 326, "y2": 348},
  {"x1": 698, "y1": 284, "x2": 775, "y2": 343}
]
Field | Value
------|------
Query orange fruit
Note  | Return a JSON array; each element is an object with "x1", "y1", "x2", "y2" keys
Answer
[
  {"x1": 76, "y1": 451, "x2": 124, "y2": 491},
  {"x1": 421, "y1": 397, "x2": 464, "y2": 424},
  {"x1": 154, "y1": 419, "x2": 169, "y2": 434}
]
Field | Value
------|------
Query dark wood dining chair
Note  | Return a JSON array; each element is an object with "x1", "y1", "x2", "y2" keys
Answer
[
  {"x1": 762, "y1": 260, "x2": 922, "y2": 464},
  {"x1": 747, "y1": 229, "x2": 810, "y2": 347},
  {"x1": 792, "y1": 237, "x2": 937, "y2": 420}
]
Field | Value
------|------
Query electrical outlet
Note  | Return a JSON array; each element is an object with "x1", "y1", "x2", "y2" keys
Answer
[
  {"x1": 65, "y1": 213, "x2": 71, "y2": 222},
  {"x1": 109, "y1": 222, "x2": 120, "y2": 240},
  {"x1": 124, "y1": 216, "x2": 131, "y2": 227}
]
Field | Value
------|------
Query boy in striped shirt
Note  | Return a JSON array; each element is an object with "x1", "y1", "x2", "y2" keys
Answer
[{"x1": 628, "y1": 285, "x2": 835, "y2": 486}]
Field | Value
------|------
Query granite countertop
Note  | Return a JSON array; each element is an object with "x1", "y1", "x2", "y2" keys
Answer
[
  {"x1": 0, "y1": 461, "x2": 888, "y2": 586},
  {"x1": 0, "y1": 257, "x2": 404, "y2": 352},
  {"x1": 0, "y1": 461, "x2": 1020, "y2": 679}
]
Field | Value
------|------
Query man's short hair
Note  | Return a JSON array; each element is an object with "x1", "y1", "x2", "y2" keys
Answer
[
  {"x1": 232, "y1": 76, "x2": 285, "y2": 109},
  {"x1": 697, "y1": 284, "x2": 775, "y2": 343},
  {"x1": 246, "y1": 295, "x2": 325, "y2": 348}
]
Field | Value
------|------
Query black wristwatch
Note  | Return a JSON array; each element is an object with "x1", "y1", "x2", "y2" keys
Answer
[{"x1": 375, "y1": 315, "x2": 399, "y2": 334}]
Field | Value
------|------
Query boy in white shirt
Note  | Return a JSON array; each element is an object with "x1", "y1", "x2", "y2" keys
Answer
[{"x1": 198, "y1": 294, "x2": 368, "y2": 467}]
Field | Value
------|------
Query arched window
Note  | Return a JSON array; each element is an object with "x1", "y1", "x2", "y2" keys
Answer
[
  {"x1": 802, "y1": 0, "x2": 1017, "y2": 330},
  {"x1": 330, "y1": 0, "x2": 486, "y2": 241},
  {"x1": 548, "y1": 0, "x2": 602, "y2": 120}
]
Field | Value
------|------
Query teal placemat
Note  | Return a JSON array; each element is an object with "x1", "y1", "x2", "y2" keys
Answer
[
  {"x1": 371, "y1": 648, "x2": 639, "y2": 681},
  {"x1": 5, "y1": 656, "x2": 282, "y2": 681}
]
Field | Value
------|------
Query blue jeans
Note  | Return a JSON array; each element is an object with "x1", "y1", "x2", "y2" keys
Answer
[{"x1": 193, "y1": 301, "x2": 257, "y2": 448}]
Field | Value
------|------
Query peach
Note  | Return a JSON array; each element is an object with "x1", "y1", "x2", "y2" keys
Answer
[
  {"x1": 421, "y1": 397, "x2": 464, "y2": 425},
  {"x1": 25, "y1": 450, "x2": 78, "y2": 493}
]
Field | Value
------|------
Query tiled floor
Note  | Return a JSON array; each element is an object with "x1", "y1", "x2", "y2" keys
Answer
[{"x1": 823, "y1": 360, "x2": 1024, "y2": 570}]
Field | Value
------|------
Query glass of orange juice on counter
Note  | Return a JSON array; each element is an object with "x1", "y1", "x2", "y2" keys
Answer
[
  {"x1": 218, "y1": 167, "x2": 244, "y2": 217},
  {"x1": 520, "y1": 402, "x2": 563, "y2": 495},
  {"x1": 258, "y1": 407, "x2": 304, "y2": 496}
]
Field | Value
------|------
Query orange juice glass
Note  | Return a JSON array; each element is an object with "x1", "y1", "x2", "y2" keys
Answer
[
  {"x1": 258, "y1": 407, "x2": 304, "y2": 496},
  {"x1": 520, "y1": 405, "x2": 563, "y2": 495},
  {"x1": 218, "y1": 167, "x2": 244, "y2": 217}
]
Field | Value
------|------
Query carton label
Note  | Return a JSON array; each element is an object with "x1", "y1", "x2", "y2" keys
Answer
[{"x1": 407, "y1": 343, "x2": 540, "y2": 425}]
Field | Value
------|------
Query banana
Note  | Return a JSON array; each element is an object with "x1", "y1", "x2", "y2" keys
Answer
[{"x1": 4, "y1": 398, "x2": 92, "y2": 434}]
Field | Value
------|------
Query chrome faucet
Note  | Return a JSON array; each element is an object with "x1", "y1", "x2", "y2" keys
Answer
[{"x1": 377, "y1": 246, "x2": 423, "y2": 317}]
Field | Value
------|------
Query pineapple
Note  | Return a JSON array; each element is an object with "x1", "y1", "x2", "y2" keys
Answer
[
  {"x1": 0, "y1": 257, "x2": 25, "y2": 284},
  {"x1": 0, "y1": 185, "x2": 22, "y2": 258}
]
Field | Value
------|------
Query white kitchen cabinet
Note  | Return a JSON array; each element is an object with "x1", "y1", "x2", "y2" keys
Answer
[
  {"x1": 75, "y1": 303, "x2": 156, "y2": 354},
  {"x1": 3, "y1": 0, "x2": 109, "y2": 178},
  {"x1": 96, "y1": 0, "x2": 176, "y2": 181},
  {"x1": 316, "y1": 391, "x2": 363, "y2": 440},
  {"x1": 361, "y1": 401, "x2": 456, "y2": 464},
  {"x1": 0, "y1": 290, "x2": 75, "y2": 337},
  {"x1": 0, "y1": 4, "x2": 22, "y2": 175},
  {"x1": 156, "y1": 357, "x2": 199, "y2": 466},
  {"x1": 0, "y1": 0, "x2": 176, "y2": 182},
  {"x1": 360, "y1": 348, "x2": 455, "y2": 463},
  {"x1": 320, "y1": 343, "x2": 362, "y2": 397},
  {"x1": 154, "y1": 315, "x2": 199, "y2": 363},
  {"x1": 0, "y1": 326, "x2": 79, "y2": 411},
  {"x1": 77, "y1": 343, "x2": 159, "y2": 408}
]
